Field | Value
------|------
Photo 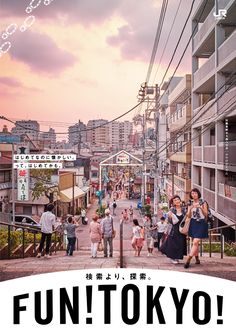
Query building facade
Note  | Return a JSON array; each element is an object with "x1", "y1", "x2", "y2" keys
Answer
[
  {"x1": 166, "y1": 74, "x2": 192, "y2": 202},
  {"x1": 86, "y1": 119, "x2": 109, "y2": 147},
  {"x1": 11, "y1": 120, "x2": 40, "y2": 141},
  {"x1": 39, "y1": 128, "x2": 56, "y2": 147},
  {"x1": 68, "y1": 121, "x2": 87, "y2": 148},
  {"x1": 192, "y1": 0, "x2": 236, "y2": 230}
]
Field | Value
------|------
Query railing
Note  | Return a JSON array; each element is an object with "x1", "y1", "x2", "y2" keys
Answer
[
  {"x1": 120, "y1": 219, "x2": 124, "y2": 268},
  {"x1": 193, "y1": 7, "x2": 215, "y2": 53},
  {"x1": 199, "y1": 223, "x2": 236, "y2": 259},
  {"x1": 193, "y1": 53, "x2": 215, "y2": 86},
  {"x1": 0, "y1": 221, "x2": 63, "y2": 260}
]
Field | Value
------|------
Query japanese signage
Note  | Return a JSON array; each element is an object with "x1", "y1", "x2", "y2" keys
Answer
[
  {"x1": 16, "y1": 145, "x2": 29, "y2": 201},
  {"x1": 116, "y1": 152, "x2": 130, "y2": 164},
  {"x1": 17, "y1": 169, "x2": 29, "y2": 201}
]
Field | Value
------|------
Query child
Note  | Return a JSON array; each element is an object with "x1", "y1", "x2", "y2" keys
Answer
[{"x1": 131, "y1": 219, "x2": 143, "y2": 256}]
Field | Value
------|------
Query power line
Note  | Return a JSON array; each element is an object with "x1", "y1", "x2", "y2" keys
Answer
[
  {"x1": 156, "y1": 72, "x2": 236, "y2": 156},
  {"x1": 161, "y1": 96, "x2": 236, "y2": 165},
  {"x1": 151, "y1": 0, "x2": 182, "y2": 85},
  {"x1": 136, "y1": 0, "x2": 196, "y2": 121},
  {"x1": 0, "y1": 100, "x2": 144, "y2": 135},
  {"x1": 156, "y1": 77, "x2": 236, "y2": 158},
  {"x1": 158, "y1": 0, "x2": 195, "y2": 88},
  {"x1": 146, "y1": 0, "x2": 169, "y2": 84}
]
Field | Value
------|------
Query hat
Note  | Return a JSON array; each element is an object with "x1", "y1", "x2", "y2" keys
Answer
[{"x1": 105, "y1": 208, "x2": 110, "y2": 215}]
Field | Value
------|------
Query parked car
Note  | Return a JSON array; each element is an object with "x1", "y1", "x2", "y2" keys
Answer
[{"x1": 12, "y1": 215, "x2": 41, "y2": 232}]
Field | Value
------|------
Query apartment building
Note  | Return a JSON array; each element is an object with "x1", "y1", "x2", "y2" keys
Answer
[
  {"x1": 109, "y1": 121, "x2": 120, "y2": 149},
  {"x1": 39, "y1": 128, "x2": 56, "y2": 147},
  {"x1": 191, "y1": 0, "x2": 236, "y2": 228},
  {"x1": 166, "y1": 75, "x2": 192, "y2": 202},
  {"x1": 11, "y1": 120, "x2": 39, "y2": 141},
  {"x1": 119, "y1": 121, "x2": 133, "y2": 149},
  {"x1": 86, "y1": 119, "x2": 109, "y2": 147},
  {"x1": 68, "y1": 121, "x2": 87, "y2": 147},
  {"x1": 87, "y1": 119, "x2": 133, "y2": 150}
]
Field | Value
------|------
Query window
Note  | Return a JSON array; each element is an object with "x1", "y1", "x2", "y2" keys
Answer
[
  {"x1": 210, "y1": 128, "x2": 215, "y2": 145},
  {"x1": 91, "y1": 171, "x2": 98, "y2": 178},
  {"x1": 210, "y1": 169, "x2": 215, "y2": 191}
]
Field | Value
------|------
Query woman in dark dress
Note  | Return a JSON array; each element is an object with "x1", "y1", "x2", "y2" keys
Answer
[
  {"x1": 160, "y1": 195, "x2": 187, "y2": 264},
  {"x1": 184, "y1": 188, "x2": 208, "y2": 269}
]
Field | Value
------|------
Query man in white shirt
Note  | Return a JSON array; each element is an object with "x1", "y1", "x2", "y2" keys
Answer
[
  {"x1": 157, "y1": 217, "x2": 167, "y2": 250},
  {"x1": 37, "y1": 204, "x2": 56, "y2": 258}
]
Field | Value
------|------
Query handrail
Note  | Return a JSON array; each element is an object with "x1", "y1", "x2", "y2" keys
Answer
[
  {"x1": 204, "y1": 223, "x2": 236, "y2": 259},
  {"x1": 209, "y1": 223, "x2": 236, "y2": 232},
  {"x1": 0, "y1": 221, "x2": 41, "y2": 232},
  {"x1": 120, "y1": 219, "x2": 124, "y2": 268},
  {"x1": 0, "y1": 221, "x2": 62, "y2": 260}
]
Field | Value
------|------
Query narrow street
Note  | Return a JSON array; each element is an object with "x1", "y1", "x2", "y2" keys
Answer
[{"x1": 1, "y1": 197, "x2": 236, "y2": 282}]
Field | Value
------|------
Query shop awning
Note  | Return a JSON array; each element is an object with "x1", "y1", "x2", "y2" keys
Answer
[{"x1": 59, "y1": 186, "x2": 85, "y2": 203}]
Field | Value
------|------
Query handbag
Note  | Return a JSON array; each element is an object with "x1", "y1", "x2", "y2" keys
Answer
[
  {"x1": 97, "y1": 241, "x2": 104, "y2": 252},
  {"x1": 179, "y1": 215, "x2": 191, "y2": 235}
]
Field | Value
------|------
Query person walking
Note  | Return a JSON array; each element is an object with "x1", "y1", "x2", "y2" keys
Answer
[
  {"x1": 112, "y1": 199, "x2": 117, "y2": 216},
  {"x1": 100, "y1": 209, "x2": 114, "y2": 257},
  {"x1": 131, "y1": 219, "x2": 143, "y2": 256},
  {"x1": 89, "y1": 214, "x2": 102, "y2": 258},
  {"x1": 37, "y1": 203, "x2": 56, "y2": 258},
  {"x1": 184, "y1": 188, "x2": 209, "y2": 269},
  {"x1": 156, "y1": 216, "x2": 168, "y2": 250},
  {"x1": 81, "y1": 208, "x2": 86, "y2": 225},
  {"x1": 65, "y1": 216, "x2": 79, "y2": 256},
  {"x1": 144, "y1": 213, "x2": 156, "y2": 256},
  {"x1": 160, "y1": 195, "x2": 187, "y2": 264}
]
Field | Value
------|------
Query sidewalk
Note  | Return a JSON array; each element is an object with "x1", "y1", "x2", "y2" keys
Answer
[{"x1": 0, "y1": 198, "x2": 236, "y2": 281}]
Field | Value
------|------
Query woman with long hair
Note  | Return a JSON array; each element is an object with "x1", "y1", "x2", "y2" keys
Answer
[
  {"x1": 184, "y1": 188, "x2": 208, "y2": 268},
  {"x1": 160, "y1": 195, "x2": 187, "y2": 264}
]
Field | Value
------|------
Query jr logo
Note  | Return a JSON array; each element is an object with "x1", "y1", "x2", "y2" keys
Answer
[{"x1": 213, "y1": 9, "x2": 227, "y2": 19}]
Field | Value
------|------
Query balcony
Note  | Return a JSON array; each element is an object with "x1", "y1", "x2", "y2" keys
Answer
[
  {"x1": 218, "y1": 194, "x2": 236, "y2": 222},
  {"x1": 193, "y1": 146, "x2": 202, "y2": 162},
  {"x1": 168, "y1": 75, "x2": 191, "y2": 105},
  {"x1": 193, "y1": 53, "x2": 215, "y2": 89},
  {"x1": 218, "y1": 86, "x2": 236, "y2": 112},
  {"x1": 174, "y1": 175, "x2": 191, "y2": 192},
  {"x1": 192, "y1": 183, "x2": 202, "y2": 193},
  {"x1": 192, "y1": 98, "x2": 216, "y2": 128},
  {"x1": 193, "y1": 7, "x2": 215, "y2": 54},
  {"x1": 169, "y1": 105, "x2": 191, "y2": 133},
  {"x1": 218, "y1": 141, "x2": 236, "y2": 166},
  {"x1": 168, "y1": 142, "x2": 191, "y2": 163},
  {"x1": 218, "y1": 29, "x2": 236, "y2": 66},
  {"x1": 203, "y1": 188, "x2": 215, "y2": 209},
  {"x1": 203, "y1": 145, "x2": 215, "y2": 164}
]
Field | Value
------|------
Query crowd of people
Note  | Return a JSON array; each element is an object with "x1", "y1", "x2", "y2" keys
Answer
[{"x1": 36, "y1": 188, "x2": 210, "y2": 269}]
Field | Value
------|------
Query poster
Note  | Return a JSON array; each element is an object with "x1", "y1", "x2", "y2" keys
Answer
[{"x1": 0, "y1": 0, "x2": 236, "y2": 332}]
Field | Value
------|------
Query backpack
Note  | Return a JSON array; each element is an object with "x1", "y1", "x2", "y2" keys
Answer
[
  {"x1": 113, "y1": 202, "x2": 117, "y2": 208},
  {"x1": 200, "y1": 199, "x2": 214, "y2": 228}
]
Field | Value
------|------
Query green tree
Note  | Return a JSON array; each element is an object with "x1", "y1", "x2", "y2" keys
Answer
[{"x1": 30, "y1": 169, "x2": 58, "y2": 202}]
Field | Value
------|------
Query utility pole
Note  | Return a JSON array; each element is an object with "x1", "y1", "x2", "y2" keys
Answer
[
  {"x1": 142, "y1": 113, "x2": 147, "y2": 206},
  {"x1": 77, "y1": 119, "x2": 81, "y2": 157},
  {"x1": 162, "y1": 172, "x2": 175, "y2": 198},
  {"x1": 154, "y1": 84, "x2": 160, "y2": 216},
  {"x1": 11, "y1": 143, "x2": 15, "y2": 223}
]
